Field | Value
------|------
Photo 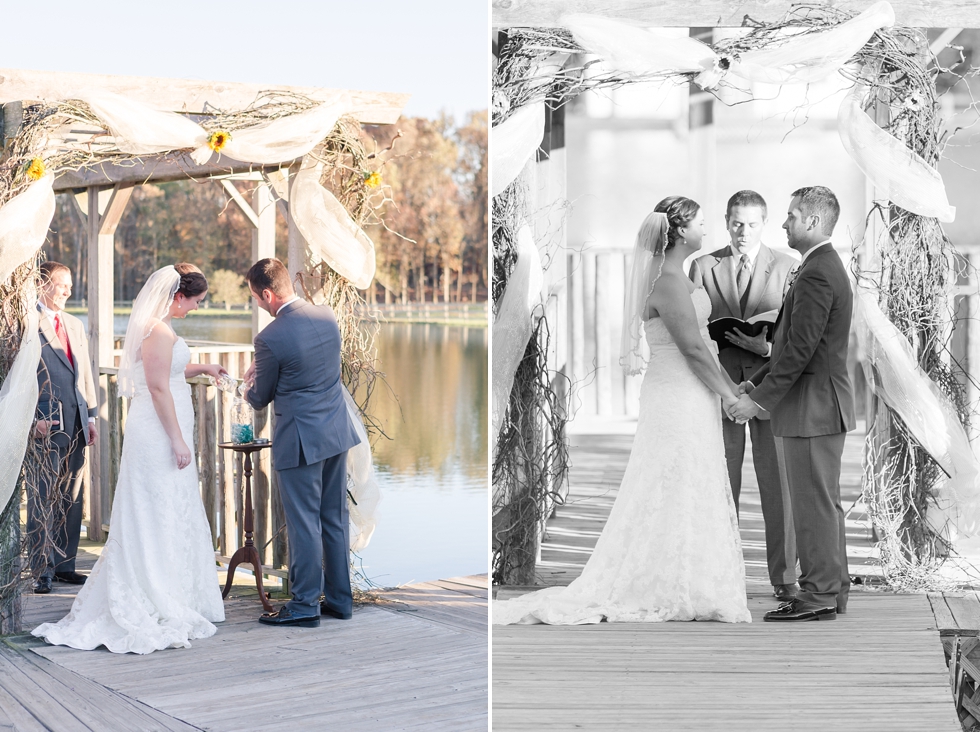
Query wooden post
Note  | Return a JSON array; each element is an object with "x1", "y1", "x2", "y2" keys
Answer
[
  {"x1": 251, "y1": 181, "x2": 275, "y2": 338},
  {"x1": 86, "y1": 183, "x2": 132, "y2": 540}
]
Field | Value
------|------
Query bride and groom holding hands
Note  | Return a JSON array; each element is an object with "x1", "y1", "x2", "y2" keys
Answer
[
  {"x1": 30, "y1": 257, "x2": 359, "y2": 654},
  {"x1": 493, "y1": 185, "x2": 855, "y2": 626}
]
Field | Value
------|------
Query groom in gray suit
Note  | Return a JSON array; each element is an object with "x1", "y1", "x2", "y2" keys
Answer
[
  {"x1": 689, "y1": 190, "x2": 798, "y2": 601},
  {"x1": 730, "y1": 186, "x2": 856, "y2": 622},
  {"x1": 244, "y1": 258, "x2": 361, "y2": 627},
  {"x1": 31, "y1": 261, "x2": 98, "y2": 594}
]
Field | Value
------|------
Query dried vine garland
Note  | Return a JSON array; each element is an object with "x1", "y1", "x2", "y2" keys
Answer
[
  {"x1": 0, "y1": 93, "x2": 401, "y2": 626},
  {"x1": 493, "y1": 5, "x2": 974, "y2": 589}
]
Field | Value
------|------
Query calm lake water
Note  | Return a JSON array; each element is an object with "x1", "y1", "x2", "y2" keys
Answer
[{"x1": 81, "y1": 312, "x2": 489, "y2": 587}]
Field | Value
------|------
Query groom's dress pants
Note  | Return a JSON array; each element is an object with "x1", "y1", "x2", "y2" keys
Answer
[
  {"x1": 722, "y1": 415, "x2": 796, "y2": 586},
  {"x1": 775, "y1": 432, "x2": 850, "y2": 611},
  {"x1": 277, "y1": 450, "x2": 352, "y2": 618}
]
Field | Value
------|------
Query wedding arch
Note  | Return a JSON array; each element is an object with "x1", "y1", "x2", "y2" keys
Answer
[
  {"x1": 0, "y1": 68, "x2": 409, "y2": 629},
  {"x1": 492, "y1": 1, "x2": 980, "y2": 591}
]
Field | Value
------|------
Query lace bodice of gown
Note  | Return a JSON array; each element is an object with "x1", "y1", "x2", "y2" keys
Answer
[
  {"x1": 492, "y1": 286, "x2": 749, "y2": 625},
  {"x1": 643, "y1": 287, "x2": 713, "y2": 348},
  {"x1": 32, "y1": 337, "x2": 225, "y2": 654}
]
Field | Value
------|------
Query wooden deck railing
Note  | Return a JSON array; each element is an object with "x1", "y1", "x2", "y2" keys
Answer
[{"x1": 88, "y1": 342, "x2": 287, "y2": 577}]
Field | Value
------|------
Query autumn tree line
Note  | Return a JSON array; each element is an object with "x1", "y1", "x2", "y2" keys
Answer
[{"x1": 43, "y1": 111, "x2": 488, "y2": 306}]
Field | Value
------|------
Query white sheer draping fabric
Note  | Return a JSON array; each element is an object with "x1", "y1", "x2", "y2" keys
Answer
[
  {"x1": 856, "y1": 286, "x2": 980, "y2": 536},
  {"x1": 289, "y1": 167, "x2": 376, "y2": 289},
  {"x1": 732, "y1": 1, "x2": 895, "y2": 85},
  {"x1": 491, "y1": 225, "x2": 543, "y2": 456},
  {"x1": 0, "y1": 175, "x2": 55, "y2": 514},
  {"x1": 0, "y1": 175, "x2": 56, "y2": 284},
  {"x1": 80, "y1": 90, "x2": 350, "y2": 166},
  {"x1": 0, "y1": 303, "x2": 40, "y2": 516},
  {"x1": 490, "y1": 101, "x2": 545, "y2": 198},
  {"x1": 117, "y1": 266, "x2": 181, "y2": 399},
  {"x1": 82, "y1": 90, "x2": 207, "y2": 161},
  {"x1": 621, "y1": 211, "x2": 669, "y2": 375},
  {"x1": 219, "y1": 92, "x2": 349, "y2": 165},
  {"x1": 561, "y1": 14, "x2": 715, "y2": 77},
  {"x1": 342, "y1": 387, "x2": 381, "y2": 552},
  {"x1": 839, "y1": 84, "x2": 955, "y2": 222},
  {"x1": 557, "y1": 3, "x2": 894, "y2": 89}
]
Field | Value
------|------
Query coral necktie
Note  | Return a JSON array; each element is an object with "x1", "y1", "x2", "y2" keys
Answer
[{"x1": 55, "y1": 314, "x2": 74, "y2": 369}]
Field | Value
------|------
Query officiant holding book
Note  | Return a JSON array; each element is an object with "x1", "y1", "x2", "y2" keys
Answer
[{"x1": 689, "y1": 190, "x2": 798, "y2": 600}]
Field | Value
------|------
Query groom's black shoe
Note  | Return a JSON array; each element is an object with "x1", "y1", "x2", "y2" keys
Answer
[
  {"x1": 320, "y1": 604, "x2": 352, "y2": 620},
  {"x1": 54, "y1": 571, "x2": 87, "y2": 585},
  {"x1": 764, "y1": 598, "x2": 836, "y2": 622},
  {"x1": 259, "y1": 606, "x2": 320, "y2": 628},
  {"x1": 33, "y1": 577, "x2": 52, "y2": 594},
  {"x1": 773, "y1": 584, "x2": 798, "y2": 601}
]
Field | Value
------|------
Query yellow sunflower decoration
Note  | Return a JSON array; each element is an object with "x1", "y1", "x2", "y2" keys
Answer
[
  {"x1": 25, "y1": 157, "x2": 46, "y2": 181},
  {"x1": 207, "y1": 130, "x2": 232, "y2": 154},
  {"x1": 364, "y1": 171, "x2": 382, "y2": 189}
]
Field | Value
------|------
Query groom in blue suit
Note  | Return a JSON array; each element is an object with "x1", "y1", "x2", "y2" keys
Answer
[{"x1": 244, "y1": 258, "x2": 361, "y2": 627}]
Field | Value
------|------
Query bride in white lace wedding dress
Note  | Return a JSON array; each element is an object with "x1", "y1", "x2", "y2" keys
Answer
[
  {"x1": 33, "y1": 264, "x2": 227, "y2": 653},
  {"x1": 494, "y1": 197, "x2": 751, "y2": 625}
]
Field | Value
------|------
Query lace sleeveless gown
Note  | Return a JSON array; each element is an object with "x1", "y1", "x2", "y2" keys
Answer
[
  {"x1": 33, "y1": 337, "x2": 225, "y2": 653},
  {"x1": 493, "y1": 289, "x2": 751, "y2": 624}
]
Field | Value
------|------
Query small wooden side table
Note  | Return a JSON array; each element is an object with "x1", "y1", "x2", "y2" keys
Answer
[{"x1": 217, "y1": 441, "x2": 274, "y2": 612}]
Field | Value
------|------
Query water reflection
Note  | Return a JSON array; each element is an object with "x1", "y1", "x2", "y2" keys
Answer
[{"x1": 81, "y1": 312, "x2": 489, "y2": 585}]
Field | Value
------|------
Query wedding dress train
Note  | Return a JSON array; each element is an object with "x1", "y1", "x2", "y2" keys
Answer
[
  {"x1": 33, "y1": 336, "x2": 225, "y2": 653},
  {"x1": 493, "y1": 289, "x2": 751, "y2": 624}
]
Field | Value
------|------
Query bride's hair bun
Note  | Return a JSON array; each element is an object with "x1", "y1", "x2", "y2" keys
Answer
[
  {"x1": 654, "y1": 196, "x2": 700, "y2": 251},
  {"x1": 174, "y1": 263, "x2": 208, "y2": 298}
]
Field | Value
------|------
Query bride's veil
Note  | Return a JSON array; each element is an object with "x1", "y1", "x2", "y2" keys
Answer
[
  {"x1": 619, "y1": 211, "x2": 669, "y2": 375},
  {"x1": 117, "y1": 265, "x2": 181, "y2": 398}
]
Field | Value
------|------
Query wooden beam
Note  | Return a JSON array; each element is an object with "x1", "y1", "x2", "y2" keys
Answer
[
  {"x1": 492, "y1": 0, "x2": 980, "y2": 28},
  {"x1": 0, "y1": 68, "x2": 409, "y2": 125},
  {"x1": 53, "y1": 154, "x2": 297, "y2": 193},
  {"x1": 220, "y1": 179, "x2": 260, "y2": 229}
]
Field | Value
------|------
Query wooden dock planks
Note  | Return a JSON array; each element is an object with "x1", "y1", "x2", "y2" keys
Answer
[
  {"x1": 494, "y1": 425, "x2": 960, "y2": 731},
  {"x1": 12, "y1": 565, "x2": 487, "y2": 731}
]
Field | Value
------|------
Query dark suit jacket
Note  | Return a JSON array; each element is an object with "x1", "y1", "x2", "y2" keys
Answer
[
  {"x1": 690, "y1": 244, "x2": 797, "y2": 383},
  {"x1": 36, "y1": 308, "x2": 97, "y2": 468},
  {"x1": 246, "y1": 299, "x2": 361, "y2": 471},
  {"x1": 749, "y1": 243, "x2": 856, "y2": 438}
]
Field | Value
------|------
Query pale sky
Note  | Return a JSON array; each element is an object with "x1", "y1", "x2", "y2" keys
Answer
[{"x1": 1, "y1": 0, "x2": 488, "y2": 120}]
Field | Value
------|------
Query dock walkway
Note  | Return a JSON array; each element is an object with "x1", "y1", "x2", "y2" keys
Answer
[
  {"x1": 493, "y1": 423, "x2": 960, "y2": 731},
  {"x1": 3, "y1": 547, "x2": 487, "y2": 731}
]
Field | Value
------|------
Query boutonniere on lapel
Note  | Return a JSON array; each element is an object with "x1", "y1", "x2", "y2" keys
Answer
[{"x1": 784, "y1": 266, "x2": 801, "y2": 296}]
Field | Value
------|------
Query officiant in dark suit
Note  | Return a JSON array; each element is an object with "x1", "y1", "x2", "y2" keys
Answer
[
  {"x1": 689, "y1": 190, "x2": 798, "y2": 600},
  {"x1": 730, "y1": 186, "x2": 856, "y2": 622},
  {"x1": 31, "y1": 261, "x2": 98, "y2": 594}
]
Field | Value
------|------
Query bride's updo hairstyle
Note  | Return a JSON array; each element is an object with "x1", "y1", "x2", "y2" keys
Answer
[
  {"x1": 654, "y1": 196, "x2": 700, "y2": 252},
  {"x1": 174, "y1": 263, "x2": 208, "y2": 298}
]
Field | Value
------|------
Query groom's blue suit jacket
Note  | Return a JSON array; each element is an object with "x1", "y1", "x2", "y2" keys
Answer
[{"x1": 246, "y1": 299, "x2": 360, "y2": 470}]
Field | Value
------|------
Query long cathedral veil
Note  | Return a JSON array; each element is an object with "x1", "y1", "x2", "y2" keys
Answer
[
  {"x1": 117, "y1": 266, "x2": 181, "y2": 398},
  {"x1": 619, "y1": 211, "x2": 669, "y2": 375}
]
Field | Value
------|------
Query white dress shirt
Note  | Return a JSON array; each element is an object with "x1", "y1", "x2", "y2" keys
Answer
[{"x1": 274, "y1": 295, "x2": 301, "y2": 316}]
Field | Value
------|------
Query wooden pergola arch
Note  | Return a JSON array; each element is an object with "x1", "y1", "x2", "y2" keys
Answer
[{"x1": 0, "y1": 68, "x2": 409, "y2": 540}]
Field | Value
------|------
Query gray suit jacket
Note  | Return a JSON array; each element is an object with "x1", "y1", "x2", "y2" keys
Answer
[
  {"x1": 36, "y1": 308, "x2": 97, "y2": 465},
  {"x1": 690, "y1": 244, "x2": 797, "y2": 383},
  {"x1": 749, "y1": 243, "x2": 856, "y2": 438},
  {"x1": 246, "y1": 299, "x2": 361, "y2": 471}
]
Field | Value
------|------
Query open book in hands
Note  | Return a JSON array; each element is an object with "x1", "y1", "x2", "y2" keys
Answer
[{"x1": 707, "y1": 310, "x2": 779, "y2": 352}]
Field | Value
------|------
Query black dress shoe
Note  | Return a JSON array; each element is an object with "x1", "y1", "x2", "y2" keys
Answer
[
  {"x1": 258, "y1": 606, "x2": 320, "y2": 628},
  {"x1": 773, "y1": 584, "x2": 798, "y2": 601},
  {"x1": 764, "y1": 598, "x2": 836, "y2": 622},
  {"x1": 33, "y1": 577, "x2": 52, "y2": 594},
  {"x1": 54, "y1": 571, "x2": 87, "y2": 585},
  {"x1": 320, "y1": 604, "x2": 352, "y2": 620}
]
